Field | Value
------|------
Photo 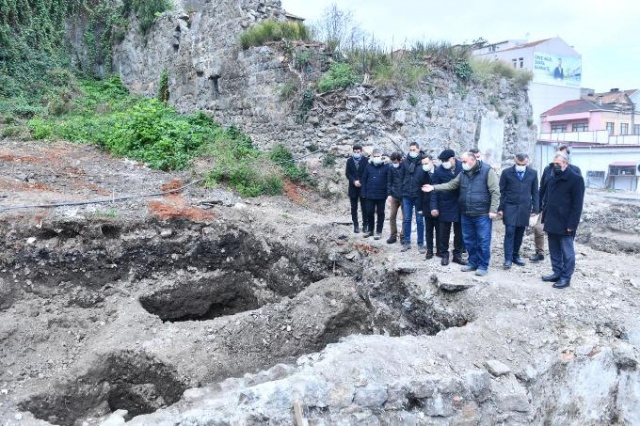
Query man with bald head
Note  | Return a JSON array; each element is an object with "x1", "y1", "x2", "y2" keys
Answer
[
  {"x1": 540, "y1": 152, "x2": 585, "y2": 289},
  {"x1": 422, "y1": 152, "x2": 500, "y2": 276}
]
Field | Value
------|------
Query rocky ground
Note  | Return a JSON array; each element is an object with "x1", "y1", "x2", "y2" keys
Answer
[{"x1": 1, "y1": 140, "x2": 640, "y2": 426}]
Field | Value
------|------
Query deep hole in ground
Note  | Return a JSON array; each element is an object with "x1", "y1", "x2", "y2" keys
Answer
[
  {"x1": 3, "y1": 218, "x2": 476, "y2": 423},
  {"x1": 19, "y1": 351, "x2": 187, "y2": 426}
]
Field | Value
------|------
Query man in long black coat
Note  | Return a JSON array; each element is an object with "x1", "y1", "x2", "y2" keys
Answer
[
  {"x1": 345, "y1": 144, "x2": 368, "y2": 233},
  {"x1": 530, "y1": 145, "x2": 581, "y2": 262},
  {"x1": 430, "y1": 149, "x2": 465, "y2": 266},
  {"x1": 498, "y1": 153, "x2": 539, "y2": 269},
  {"x1": 541, "y1": 152, "x2": 585, "y2": 289}
]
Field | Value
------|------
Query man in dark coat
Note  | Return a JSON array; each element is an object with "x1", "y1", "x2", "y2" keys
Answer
[
  {"x1": 400, "y1": 142, "x2": 426, "y2": 252},
  {"x1": 361, "y1": 148, "x2": 390, "y2": 240},
  {"x1": 430, "y1": 149, "x2": 465, "y2": 266},
  {"x1": 345, "y1": 144, "x2": 368, "y2": 233},
  {"x1": 418, "y1": 155, "x2": 439, "y2": 259},
  {"x1": 386, "y1": 151, "x2": 404, "y2": 244},
  {"x1": 498, "y1": 153, "x2": 539, "y2": 269},
  {"x1": 530, "y1": 145, "x2": 581, "y2": 262},
  {"x1": 541, "y1": 152, "x2": 585, "y2": 289}
]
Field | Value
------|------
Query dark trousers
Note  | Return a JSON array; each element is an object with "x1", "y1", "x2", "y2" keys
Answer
[
  {"x1": 423, "y1": 215, "x2": 439, "y2": 253},
  {"x1": 365, "y1": 198, "x2": 386, "y2": 233},
  {"x1": 438, "y1": 220, "x2": 463, "y2": 257},
  {"x1": 504, "y1": 225, "x2": 525, "y2": 261},
  {"x1": 547, "y1": 233, "x2": 576, "y2": 281},
  {"x1": 350, "y1": 196, "x2": 368, "y2": 230}
]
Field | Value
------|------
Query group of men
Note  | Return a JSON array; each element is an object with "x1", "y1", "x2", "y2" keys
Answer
[{"x1": 346, "y1": 143, "x2": 585, "y2": 289}]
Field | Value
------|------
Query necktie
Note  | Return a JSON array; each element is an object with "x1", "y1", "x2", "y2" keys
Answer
[{"x1": 517, "y1": 171, "x2": 524, "y2": 181}]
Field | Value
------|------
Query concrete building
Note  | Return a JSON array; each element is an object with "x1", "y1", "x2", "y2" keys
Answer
[
  {"x1": 534, "y1": 89, "x2": 640, "y2": 193},
  {"x1": 474, "y1": 37, "x2": 582, "y2": 132}
]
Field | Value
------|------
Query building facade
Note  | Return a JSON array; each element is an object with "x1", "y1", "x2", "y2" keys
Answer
[
  {"x1": 535, "y1": 89, "x2": 640, "y2": 192},
  {"x1": 474, "y1": 37, "x2": 582, "y2": 132}
]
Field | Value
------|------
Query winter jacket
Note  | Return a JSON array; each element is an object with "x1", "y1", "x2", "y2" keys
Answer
[
  {"x1": 361, "y1": 161, "x2": 390, "y2": 200},
  {"x1": 433, "y1": 162, "x2": 500, "y2": 216},
  {"x1": 345, "y1": 156, "x2": 367, "y2": 198},
  {"x1": 400, "y1": 155, "x2": 425, "y2": 198},
  {"x1": 542, "y1": 167, "x2": 585, "y2": 236},
  {"x1": 418, "y1": 170, "x2": 436, "y2": 215},
  {"x1": 430, "y1": 160, "x2": 463, "y2": 222},
  {"x1": 387, "y1": 164, "x2": 403, "y2": 200},
  {"x1": 498, "y1": 166, "x2": 540, "y2": 227},
  {"x1": 539, "y1": 163, "x2": 581, "y2": 211}
]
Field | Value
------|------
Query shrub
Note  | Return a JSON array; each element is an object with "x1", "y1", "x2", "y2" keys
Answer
[
  {"x1": 278, "y1": 81, "x2": 298, "y2": 100},
  {"x1": 322, "y1": 154, "x2": 336, "y2": 167},
  {"x1": 122, "y1": 0, "x2": 173, "y2": 34},
  {"x1": 318, "y1": 62, "x2": 358, "y2": 92},
  {"x1": 240, "y1": 20, "x2": 310, "y2": 49},
  {"x1": 270, "y1": 144, "x2": 310, "y2": 183},
  {"x1": 157, "y1": 69, "x2": 169, "y2": 103}
]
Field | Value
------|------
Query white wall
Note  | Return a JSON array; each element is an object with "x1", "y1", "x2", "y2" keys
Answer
[{"x1": 529, "y1": 84, "x2": 582, "y2": 131}]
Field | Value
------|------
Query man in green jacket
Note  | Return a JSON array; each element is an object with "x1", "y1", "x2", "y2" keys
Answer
[{"x1": 422, "y1": 152, "x2": 500, "y2": 276}]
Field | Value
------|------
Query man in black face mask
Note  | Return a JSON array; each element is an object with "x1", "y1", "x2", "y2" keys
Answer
[
  {"x1": 530, "y1": 145, "x2": 581, "y2": 262},
  {"x1": 540, "y1": 152, "x2": 585, "y2": 289}
]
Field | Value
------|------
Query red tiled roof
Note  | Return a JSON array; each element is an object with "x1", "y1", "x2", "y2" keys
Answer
[{"x1": 542, "y1": 99, "x2": 617, "y2": 116}]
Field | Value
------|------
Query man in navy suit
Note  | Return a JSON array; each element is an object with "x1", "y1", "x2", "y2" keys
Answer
[
  {"x1": 345, "y1": 144, "x2": 368, "y2": 233},
  {"x1": 498, "y1": 153, "x2": 539, "y2": 269}
]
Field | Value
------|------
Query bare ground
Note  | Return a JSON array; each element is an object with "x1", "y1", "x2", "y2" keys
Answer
[{"x1": 1, "y1": 139, "x2": 640, "y2": 425}]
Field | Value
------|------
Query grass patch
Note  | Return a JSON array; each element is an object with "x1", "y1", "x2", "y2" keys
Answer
[
  {"x1": 240, "y1": 20, "x2": 310, "y2": 49},
  {"x1": 470, "y1": 58, "x2": 533, "y2": 87}
]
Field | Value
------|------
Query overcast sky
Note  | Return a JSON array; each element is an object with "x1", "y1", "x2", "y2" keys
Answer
[{"x1": 281, "y1": 0, "x2": 639, "y2": 92}]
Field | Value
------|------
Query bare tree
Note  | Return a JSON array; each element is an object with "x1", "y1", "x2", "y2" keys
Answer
[{"x1": 311, "y1": 3, "x2": 363, "y2": 53}]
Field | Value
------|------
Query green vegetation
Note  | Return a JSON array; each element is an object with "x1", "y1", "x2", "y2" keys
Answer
[
  {"x1": 270, "y1": 144, "x2": 310, "y2": 183},
  {"x1": 317, "y1": 62, "x2": 358, "y2": 92},
  {"x1": 157, "y1": 69, "x2": 170, "y2": 103},
  {"x1": 470, "y1": 58, "x2": 533, "y2": 87},
  {"x1": 240, "y1": 20, "x2": 310, "y2": 49},
  {"x1": 8, "y1": 76, "x2": 307, "y2": 197},
  {"x1": 0, "y1": 0, "x2": 170, "y2": 104}
]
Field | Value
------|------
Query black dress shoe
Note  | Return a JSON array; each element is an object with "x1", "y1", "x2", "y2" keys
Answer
[
  {"x1": 541, "y1": 274, "x2": 560, "y2": 282},
  {"x1": 503, "y1": 261, "x2": 512, "y2": 270},
  {"x1": 452, "y1": 255, "x2": 467, "y2": 265},
  {"x1": 354, "y1": 226, "x2": 360, "y2": 233},
  {"x1": 441, "y1": 255, "x2": 449, "y2": 266},
  {"x1": 553, "y1": 279, "x2": 571, "y2": 289},
  {"x1": 386, "y1": 236, "x2": 397, "y2": 244},
  {"x1": 529, "y1": 253, "x2": 544, "y2": 262},
  {"x1": 512, "y1": 257, "x2": 526, "y2": 266},
  {"x1": 425, "y1": 250, "x2": 434, "y2": 259}
]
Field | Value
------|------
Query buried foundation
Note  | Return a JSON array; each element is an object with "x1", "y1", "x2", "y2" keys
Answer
[{"x1": 1, "y1": 217, "x2": 476, "y2": 424}]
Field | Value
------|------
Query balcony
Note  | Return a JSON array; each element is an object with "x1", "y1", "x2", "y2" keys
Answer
[{"x1": 539, "y1": 130, "x2": 640, "y2": 145}]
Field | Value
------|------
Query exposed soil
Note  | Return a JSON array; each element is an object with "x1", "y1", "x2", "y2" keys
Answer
[{"x1": 1, "y1": 139, "x2": 640, "y2": 425}]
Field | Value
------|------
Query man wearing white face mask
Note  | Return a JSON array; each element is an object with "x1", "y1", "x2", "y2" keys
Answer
[
  {"x1": 423, "y1": 152, "x2": 500, "y2": 276},
  {"x1": 498, "y1": 153, "x2": 539, "y2": 269},
  {"x1": 361, "y1": 148, "x2": 390, "y2": 239},
  {"x1": 418, "y1": 155, "x2": 439, "y2": 259},
  {"x1": 430, "y1": 149, "x2": 465, "y2": 266}
]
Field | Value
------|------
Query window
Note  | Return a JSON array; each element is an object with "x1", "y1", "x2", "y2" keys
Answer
[
  {"x1": 606, "y1": 122, "x2": 614, "y2": 135},
  {"x1": 634, "y1": 124, "x2": 640, "y2": 135},
  {"x1": 512, "y1": 59, "x2": 518, "y2": 68},
  {"x1": 572, "y1": 123, "x2": 588, "y2": 132},
  {"x1": 519, "y1": 57, "x2": 524, "y2": 68},
  {"x1": 551, "y1": 124, "x2": 566, "y2": 133},
  {"x1": 621, "y1": 123, "x2": 629, "y2": 135}
]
